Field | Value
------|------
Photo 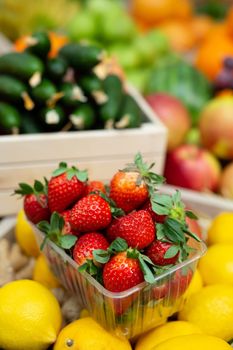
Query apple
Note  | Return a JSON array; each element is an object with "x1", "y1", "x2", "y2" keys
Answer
[
  {"x1": 164, "y1": 144, "x2": 221, "y2": 192},
  {"x1": 145, "y1": 93, "x2": 191, "y2": 151},
  {"x1": 219, "y1": 161, "x2": 233, "y2": 199},
  {"x1": 199, "y1": 95, "x2": 233, "y2": 160}
]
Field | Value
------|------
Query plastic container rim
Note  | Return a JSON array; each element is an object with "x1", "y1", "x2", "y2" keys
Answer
[{"x1": 34, "y1": 226, "x2": 207, "y2": 298}]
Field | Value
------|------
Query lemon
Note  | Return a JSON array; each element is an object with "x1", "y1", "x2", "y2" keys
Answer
[
  {"x1": 198, "y1": 244, "x2": 233, "y2": 285},
  {"x1": 152, "y1": 334, "x2": 232, "y2": 350},
  {"x1": 135, "y1": 321, "x2": 202, "y2": 350},
  {"x1": 178, "y1": 284, "x2": 233, "y2": 341},
  {"x1": 15, "y1": 209, "x2": 40, "y2": 257},
  {"x1": 54, "y1": 317, "x2": 132, "y2": 350},
  {"x1": 183, "y1": 269, "x2": 203, "y2": 298},
  {"x1": 207, "y1": 212, "x2": 233, "y2": 245},
  {"x1": 0, "y1": 279, "x2": 62, "y2": 350},
  {"x1": 33, "y1": 254, "x2": 60, "y2": 289}
]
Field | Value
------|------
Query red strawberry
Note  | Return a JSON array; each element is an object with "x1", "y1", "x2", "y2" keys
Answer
[
  {"x1": 73, "y1": 232, "x2": 109, "y2": 265},
  {"x1": 69, "y1": 194, "x2": 112, "y2": 232},
  {"x1": 109, "y1": 171, "x2": 149, "y2": 213},
  {"x1": 48, "y1": 162, "x2": 88, "y2": 213},
  {"x1": 171, "y1": 268, "x2": 193, "y2": 298},
  {"x1": 60, "y1": 210, "x2": 79, "y2": 236},
  {"x1": 14, "y1": 181, "x2": 50, "y2": 224},
  {"x1": 85, "y1": 180, "x2": 106, "y2": 195},
  {"x1": 106, "y1": 210, "x2": 155, "y2": 250},
  {"x1": 103, "y1": 251, "x2": 144, "y2": 293},
  {"x1": 142, "y1": 200, "x2": 166, "y2": 223},
  {"x1": 145, "y1": 240, "x2": 179, "y2": 266}
]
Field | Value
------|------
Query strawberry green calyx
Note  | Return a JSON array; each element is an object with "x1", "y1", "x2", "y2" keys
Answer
[
  {"x1": 98, "y1": 191, "x2": 125, "y2": 217},
  {"x1": 37, "y1": 211, "x2": 77, "y2": 250},
  {"x1": 93, "y1": 237, "x2": 128, "y2": 264},
  {"x1": 52, "y1": 162, "x2": 88, "y2": 182},
  {"x1": 14, "y1": 179, "x2": 48, "y2": 197}
]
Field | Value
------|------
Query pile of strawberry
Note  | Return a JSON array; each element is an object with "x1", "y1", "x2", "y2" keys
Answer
[{"x1": 15, "y1": 153, "x2": 201, "y2": 295}]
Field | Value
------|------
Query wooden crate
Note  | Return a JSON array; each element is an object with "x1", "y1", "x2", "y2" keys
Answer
[{"x1": 0, "y1": 87, "x2": 167, "y2": 216}]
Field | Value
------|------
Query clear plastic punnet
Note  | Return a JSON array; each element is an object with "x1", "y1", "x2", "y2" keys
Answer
[{"x1": 33, "y1": 224, "x2": 206, "y2": 339}]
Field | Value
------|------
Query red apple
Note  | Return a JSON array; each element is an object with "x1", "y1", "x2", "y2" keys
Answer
[
  {"x1": 164, "y1": 144, "x2": 221, "y2": 192},
  {"x1": 219, "y1": 161, "x2": 233, "y2": 199},
  {"x1": 145, "y1": 93, "x2": 191, "y2": 151},
  {"x1": 199, "y1": 95, "x2": 233, "y2": 160}
]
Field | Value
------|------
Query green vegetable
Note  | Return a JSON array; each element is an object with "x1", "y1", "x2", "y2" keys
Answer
[
  {"x1": 0, "y1": 52, "x2": 44, "y2": 81},
  {"x1": 60, "y1": 82, "x2": 87, "y2": 107},
  {"x1": 0, "y1": 102, "x2": 21, "y2": 134},
  {"x1": 115, "y1": 94, "x2": 142, "y2": 129},
  {"x1": 99, "y1": 74, "x2": 123, "y2": 127},
  {"x1": 38, "y1": 105, "x2": 67, "y2": 131},
  {"x1": 69, "y1": 104, "x2": 96, "y2": 130},
  {"x1": 145, "y1": 57, "x2": 212, "y2": 125},
  {"x1": 25, "y1": 31, "x2": 51, "y2": 58},
  {"x1": 0, "y1": 75, "x2": 27, "y2": 102},
  {"x1": 46, "y1": 56, "x2": 68, "y2": 82},
  {"x1": 59, "y1": 42, "x2": 105, "y2": 70},
  {"x1": 31, "y1": 79, "x2": 57, "y2": 105},
  {"x1": 20, "y1": 113, "x2": 43, "y2": 134}
]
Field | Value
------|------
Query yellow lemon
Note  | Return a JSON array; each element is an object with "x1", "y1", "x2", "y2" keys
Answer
[
  {"x1": 135, "y1": 321, "x2": 202, "y2": 350},
  {"x1": 0, "y1": 279, "x2": 62, "y2": 350},
  {"x1": 178, "y1": 284, "x2": 233, "y2": 341},
  {"x1": 198, "y1": 244, "x2": 233, "y2": 285},
  {"x1": 152, "y1": 334, "x2": 232, "y2": 350},
  {"x1": 54, "y1": 317, "x2": 132, "y2": 350},
  {"x1": 15, "y1": 209, "x2": 40, "y2": 257},
  {"x1": 183, "y1": 269, "x2": 203, "y2": 298},
  {"x1": 207, "y1": 212, "x2": 233, "y2": 245},
  {"x1": 33, "y1": 254, "x2": 60, "y2": 289}
]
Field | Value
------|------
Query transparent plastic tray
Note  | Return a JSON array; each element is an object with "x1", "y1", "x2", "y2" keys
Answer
[{"x1": 33, "y1": 225, "x2": 206, "y2": 339}]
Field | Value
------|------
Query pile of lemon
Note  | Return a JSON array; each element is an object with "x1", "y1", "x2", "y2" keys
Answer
[{"x1": 1, "y1": 210, "x2": 233, "y2": 350}]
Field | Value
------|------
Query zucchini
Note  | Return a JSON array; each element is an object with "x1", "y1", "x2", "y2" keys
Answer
[
  {"x1": 0, "y1": 102, "x2": 21, "y2": 134},
  {"x1": 0, "y1": 52, "x2": 44, "y2": 82},
  {"x1": 25, "y1": 31, "x2": 51, "y2": 59},
  {"x1": 99, "y1": 74, "x2": 123, "y2": 127},
  {"x1": 69, "y1": 104, "x2": 95, "y2": 130},
  {"x1": 0, "y1": 75, "x2": 27, "y2": 102},
  {"x1": 20, "y1": 113, "x2": 43, "y2": 134},
  {"x1": 38, "y1": 105, "x2": 67, "y2": 132},
  {"x1": 46, "y1": 56, "x2": 68, "y2": 82},
  {"x1": 60, "y1": 82, "x2": 87, "y2": 106},
  {"x1": 78, "y1": 73, "x2": 107, "y2": 104},
  {"x1": 59, "y1": 42, "x2": 105, "y2": 70},
  {"x1": 115, "y1": 94, "x2": 142, "y2": 129},
  {"x1": 31, "y1": 79, "x2": 57, "y2": 105}
]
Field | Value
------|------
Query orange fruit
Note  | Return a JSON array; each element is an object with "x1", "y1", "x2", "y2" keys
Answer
[
  {"x1": 195, "y1": 32, "x2": 233, "y2": 80},
  {"x1": 226, "y1": 6, "x2": 233, "y2": 38},
  {"x1": 191, "y1": 15, "x2": 215, "y2": 44},
  {"x1": 131, "y1": 0, "x2": 174, "y2": 24},
  {"x1": 172, "y1": 0, "x2": 193, "y2": 20},
  {"x1": 158, "y1": 20, "x2": 195, "y2": 52}
]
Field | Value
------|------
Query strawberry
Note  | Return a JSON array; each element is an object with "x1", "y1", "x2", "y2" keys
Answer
[
  {"x1": 14, "y1": 180, "x2": 50, "y2": 224},
  {"x1": 85, "y1": 180, "x2": 106, "y2": 195},
  {"x1": 145, "y1": 240, "x2": 180, "y2": 266},
  {"x1": 69, "y1": 194, "x2": 112, "y2": 232},
  {"x1": 103, "y1": 251, "x2": 144, "y2": 293},
  {"x1": 48, "y1": 162, "x2": 88, "y2": 213},
  {"x1": 60, "y1": 210, "x2": 79, "y2": 236},
  {"x1": 73, "y1": 232, "x2": 109, "y2": 265},
  {"x1": 142, "y1": 200, "x2": 166, "y2": 223},
  {"x1": 109, "y1": 153, "x2": 164, "y2": 213},
  {"x1": 106, "y1": 210, "x2": 155, "y2": 250},
  {"x1": 171, "y1": 268, "x2": 193, "y2": 298}
]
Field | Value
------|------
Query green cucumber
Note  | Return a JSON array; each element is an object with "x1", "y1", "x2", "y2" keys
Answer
[
  {"x1": 31, "y1": 79, "x2": 57, "y2": 105},
  {"x1": 69, "y1": 104, "x2": 95, "y2": 130},
  {"x1": 38, "y1": 105, "x2": 67, "y2": 132},
  {"x1": 0, "y1": 75, "x2": 27, "y2": 102},
  {"x1": 25, "y1": 31, "x2": 51, "y2": 58},
  {"x1": 0, "y1": 52, "x2": 44, "y2": 81},
  {"x1": 0, "y1": 102, "x2": 21, "y2": 134},
  {"x1": 78, "y1": 74, "x2": 103, "y2": 94},
  {"x1": 59, "y1": 42, "x2": 105, "y2": 70},
  {"x1": 115, "y1": 94, "x2": 142, "y2": 129},
  {"x1": 60, "y1": 82, "x2": 87, "y2": 106},
  {"x1": 46, "y1": 56, "x2": 68, "y2": 81},
  {"x1": 20, "y1": 113, "x2": 43, "y2": 134},
  {"x1": 99, "y1": 74, "x2": 123, "y2": 127}
]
